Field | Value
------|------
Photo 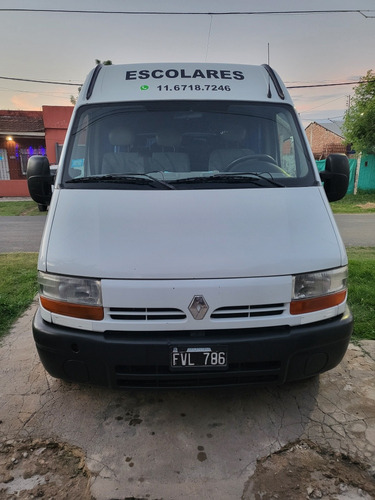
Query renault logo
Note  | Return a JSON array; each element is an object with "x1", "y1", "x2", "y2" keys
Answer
[{"x1": 188, "y1": 295, "x2": 209, "y2": 320}]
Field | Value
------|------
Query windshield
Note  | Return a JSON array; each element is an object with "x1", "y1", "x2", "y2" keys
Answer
[{"x1": 62, "y1": 100, "x2": 316, "y2": 189}]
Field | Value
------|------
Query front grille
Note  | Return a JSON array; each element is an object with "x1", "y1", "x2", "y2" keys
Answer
[
  {"x1": 116, "y1": 374, "x2": 279, "y2": 388},
  {"x1": 115, "y1": 360, "x2": 281, "y2": 388},
  {"x1": 116, "y1": 360, "x2": 279, "y2": 375},
  {"x1": 211, "y1": 303, "x2": 286, "y2": 320},
  {"x1": 104, "y1": 325, "x2": 290, "y2": 342},
  {"x1": 109, "y1": 307, "x2": 186, "y2": 321}
]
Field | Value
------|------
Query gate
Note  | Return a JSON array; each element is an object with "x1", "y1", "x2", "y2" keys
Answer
[{"x1": 0, "y1": 149, "x2": 10, "y2": 180}]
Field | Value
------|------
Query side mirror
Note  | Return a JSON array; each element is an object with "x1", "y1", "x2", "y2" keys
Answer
[
  {"x1": 319, "y1": 154, "x2": 349, "y2": 202},
  {"x1": 26, "y1": 155, "x2": 53, "y2": 206}
]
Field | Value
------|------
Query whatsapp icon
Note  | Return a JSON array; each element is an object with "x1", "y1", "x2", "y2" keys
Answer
[{"x1": 140, "y1": 85, "x2": 149, "y2": 91}]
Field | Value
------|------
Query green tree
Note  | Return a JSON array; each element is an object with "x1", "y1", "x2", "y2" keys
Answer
[
  {"x1": 70, "y1": 59, "x2": 112, "y2": 105},
  {"x1": 343, "y1": 70, "x2": 375, "y2": 154}
]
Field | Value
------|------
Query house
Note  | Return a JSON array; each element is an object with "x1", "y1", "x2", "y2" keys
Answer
[
  {"x1": 0, "y1": 110, "x2": 45, "y2": 181},
  {"x1": 305, "y1": 120, "x2": 348, "y2": 159},
  {"x1": 0, "y1": 106, "x2": 73, "y2": 197}
]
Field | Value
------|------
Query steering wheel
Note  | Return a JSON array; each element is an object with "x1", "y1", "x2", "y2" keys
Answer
[{"x1": 223, "y1": 154, "x2": 285, "y2": 174}]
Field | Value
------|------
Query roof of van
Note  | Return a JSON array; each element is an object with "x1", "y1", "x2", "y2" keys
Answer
[{"x1": 77, "y1": 63, "x2": 293, "y2": 106}]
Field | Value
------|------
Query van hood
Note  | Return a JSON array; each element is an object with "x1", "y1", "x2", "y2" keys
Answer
[{"x1": 43, "y1": 187, "x2": 345, "y2": 279}]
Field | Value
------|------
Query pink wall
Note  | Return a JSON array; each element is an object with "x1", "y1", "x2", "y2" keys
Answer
[
  {"x1": 43, "y1": 106, "x2": 74, "y2": 164},
  {"x1": 0, "y1": 180, "x2": 29, "y2": 197}
]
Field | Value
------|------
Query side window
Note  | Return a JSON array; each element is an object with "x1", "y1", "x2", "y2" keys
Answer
[{"x1": 276, "y1": 112, "x2": 296, "y2": 176}]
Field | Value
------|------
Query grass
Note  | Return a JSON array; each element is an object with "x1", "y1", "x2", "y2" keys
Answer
[
  {"x1": 1, "y1": 190, "x2": 375, "y2": 216},
  {"x1": 347, "y1": 247, "x2": 375, "y2": 341},
  {"x1": 330, "y1": 190, "x2": 375, "y2": 213},
  {"x1": 0, "y1": 253, "x2": 38, "y2": 338},
  {"x1": 0, "y1": 250, "x2": 373, "y2": 342},
  {"x1": 0, "y1": 201, "x2": 45, "y2": 216}
]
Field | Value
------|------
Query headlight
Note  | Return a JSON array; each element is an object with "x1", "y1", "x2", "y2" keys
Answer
[
  {"x1": 290, "y1": 266, "x2": 347, "y2": 315},
  {"x1": 38, "y1": 272, "x2": 103, "y2": 320}
]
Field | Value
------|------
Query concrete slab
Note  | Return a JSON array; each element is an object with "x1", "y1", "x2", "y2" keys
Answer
[{"x1": 1, "y1": 299, "x2": 374, "y2": 499}]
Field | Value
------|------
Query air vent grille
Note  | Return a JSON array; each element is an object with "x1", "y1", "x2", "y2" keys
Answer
[
  {"x1": 109, "y1": 307, "x2": 186, "y2": 321},
  {"x1": 211, "y1": 303, "x2": 286, "y2": 320}
]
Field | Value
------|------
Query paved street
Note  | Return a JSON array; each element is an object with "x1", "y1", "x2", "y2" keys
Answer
[
  {"x1": 334, "y1": 213, "x2": 375, "y2": 247},
  {"x1": 0, "y1": 216, "x2": 46, "y2": 253},
  {"x1": 0, "y1": 214, "x2": 374, "y2": 253}
]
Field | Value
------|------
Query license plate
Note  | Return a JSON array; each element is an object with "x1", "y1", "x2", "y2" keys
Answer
[{"x1": 170, "y1": 346, "x2": 227, "y2": 369}]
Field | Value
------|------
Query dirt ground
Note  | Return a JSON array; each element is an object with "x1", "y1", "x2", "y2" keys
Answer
[
  {"x1": 0, "y1": 438, "x2": 91, "y2": 499},
  {"x1": 1, "y1": 439, "x2": 375, "y2": 499},
  {"x1": 244, "y1": 440, "x2": 375, "y2": 500},
  {"x1": 356, "y1": 202, "x2": 375, "y2": 210}
]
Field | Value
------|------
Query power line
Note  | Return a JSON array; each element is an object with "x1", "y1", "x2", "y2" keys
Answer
[
  {"x1": 0, "y1": 74, "x2": 364, "y2": 89},
  {"x1": 298, "y1": 95, "x2": 346, "y2": 114},
  {"x1": 301, "y1": 115, "x2": 345, "y2": 122},
  {"x1": 288, "y1": 81, "x2": 361, "y2": 89},
  {"x1": 0, "y1": 8, "x2": 374, "y2": 17},
  {"x1": 0, "y1": 76, "x2": 80, "y2": 87},
  {"x1": 0, "y1": 85, "x2": 73, "y2": 97}
]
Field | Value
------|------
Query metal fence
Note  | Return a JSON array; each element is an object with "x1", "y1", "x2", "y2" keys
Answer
[{"x1": 316, "y1": 154, "x2": 375, "y2": 194}]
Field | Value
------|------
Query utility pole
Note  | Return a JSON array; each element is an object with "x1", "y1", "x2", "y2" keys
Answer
[{"x1": 354, "y1": 153, "x2": 361, "y2": 195}]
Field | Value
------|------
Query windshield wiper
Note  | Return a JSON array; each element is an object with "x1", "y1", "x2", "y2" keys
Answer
[
  {"x1": 212, "y1": 172, "x2": 285, "y2": 187},
  {"x1": 172, "y1": 173, "x2": 285, "y2": 187},
  {"x1": 65, "y1": 173, "x2": 176, "y2": 190}
]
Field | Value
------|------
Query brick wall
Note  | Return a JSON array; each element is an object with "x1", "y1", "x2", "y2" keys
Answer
[{"x1": 305, "y1": 122, "x2": 346, "y2": 159}]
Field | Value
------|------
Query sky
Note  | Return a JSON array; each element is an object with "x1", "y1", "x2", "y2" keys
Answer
[{"x1": 0, "y1": 0, "x2": 374, "y2": 126}]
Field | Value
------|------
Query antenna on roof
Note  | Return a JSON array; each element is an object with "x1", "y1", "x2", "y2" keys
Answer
[{"x1": 205, "y1": 15, "x2": 213, "y2": 62}]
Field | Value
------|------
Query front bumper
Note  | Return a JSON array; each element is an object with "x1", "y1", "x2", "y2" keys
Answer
[{"x1": 33, "y1": 306, "x2": 353, "y2": 389}]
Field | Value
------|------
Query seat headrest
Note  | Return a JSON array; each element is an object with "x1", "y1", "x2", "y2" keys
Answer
[
  {"x1": 156, "y1": 130, "x2": 182, "y2": 148},
  {"x1": 109, "y1": 127, "x2": 135, "y2": 147},
  {"x1": 220, "y1": 127, "x2": 246, "y2": 144}
]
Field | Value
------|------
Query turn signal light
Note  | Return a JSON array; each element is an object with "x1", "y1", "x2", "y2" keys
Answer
[
  {"x1": 290, "y1": 290, "x2": 347, "y2": 315},
  {"x1": 40, "y1": 296, "x2": 104, "y2": 321}
]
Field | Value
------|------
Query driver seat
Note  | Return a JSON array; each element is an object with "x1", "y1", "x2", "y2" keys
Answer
[{"x1": 208, "y1": 127, "x2": 253, "y2": 171}]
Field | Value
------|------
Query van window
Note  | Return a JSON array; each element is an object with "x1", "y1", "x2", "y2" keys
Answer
[{"x1": 63, "y1": 101, "x2": 315, "y2": 189}]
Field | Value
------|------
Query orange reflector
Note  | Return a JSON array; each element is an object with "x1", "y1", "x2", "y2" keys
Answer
[
  {"x1": 290, "y1": 290, "x2": 347, "y2": 315},
  {"x1": 40, "y1": 296, "x2": 104, "y2": 321}
]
